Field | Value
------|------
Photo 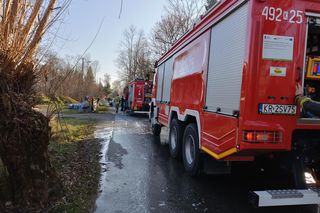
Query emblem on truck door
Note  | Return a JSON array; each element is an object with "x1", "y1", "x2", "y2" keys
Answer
[{"x1": 270, "y1": 67, "x2": 287, "y2": 77}]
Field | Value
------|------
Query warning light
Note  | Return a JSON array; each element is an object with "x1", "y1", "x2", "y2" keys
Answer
[
  {"x1": 243, "y1": 131, "x2": 282, "y2": 144},
  {"x1": 314, "y1": 64, "x2": 318, "y2": 74},
  {"x1": 245, "y1": 132, "x2": 254, "y2": 141},
  {"x1": 256, "y1": 133, "x2": 270, "y2": 142}
]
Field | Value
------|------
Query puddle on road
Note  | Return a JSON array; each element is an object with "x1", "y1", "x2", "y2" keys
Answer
[
  {"x1": 94, "y1": 119, "x2": 131, "y2": 211},
  {"x1": 107, "y1": 140, "x2": 128, "y2": 169},
  {"x1": 114, "y1": 119, "x2": 152, "y2": 135},
  {"x1": 94, "y1": 125, "x2": 113, "y2": 195},
  {"x1": 94, "y1": 118, "x2": 148, "y2": 182},
  {"x1": 94, "y1": 116, "x2": 167, "y2": 212}
]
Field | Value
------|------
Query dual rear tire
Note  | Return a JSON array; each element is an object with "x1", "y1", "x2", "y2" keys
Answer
[
  {"x1": 169, "y1": 119, "x2": 200, "y2": 176},
  {"x1": 169, "y1": 119, "x2": 183, "y2": 159},
  {"x1": 152, "y1": 123, "x2": 161, "y2": 136},
  {"x1": 182, "y1": 123, "x2": 201, "y2": 176},
  {"x1": 150, "y1": 104, "x2": 162, "y2": 137}
]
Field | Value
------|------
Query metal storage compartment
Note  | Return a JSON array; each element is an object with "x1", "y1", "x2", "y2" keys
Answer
[{"x1": 205, "y1": 2, "x2": 249, "y2": 115}]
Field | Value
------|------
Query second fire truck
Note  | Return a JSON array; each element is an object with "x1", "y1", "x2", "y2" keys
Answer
[{"x1": 128, "y1": 79, "x2": 152, "y2": 113}]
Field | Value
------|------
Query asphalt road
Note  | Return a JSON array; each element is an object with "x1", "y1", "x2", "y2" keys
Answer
[{"x1": 94, "y1": 112, "x2": 320, "y2": 213}]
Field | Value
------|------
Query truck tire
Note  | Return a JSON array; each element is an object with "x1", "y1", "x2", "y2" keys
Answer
[
  {"x1": 152, "y1": 124, "x2": 161, "y2": 136},
  {"x1": 182, "y1": 123, "x2": 201, "y2": 176},
  {"x1": 169, "y1": 118, "x2": 183, "y2": 159},
  {"x1": 149, "y1": 103, "x2": 154, "y2": 122},
  {"x1": 292, "y1": 157, "x2": 308, "y2": 189}
]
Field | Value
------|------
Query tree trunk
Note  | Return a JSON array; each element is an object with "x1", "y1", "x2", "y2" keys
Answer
[{"x1": 0, "y1": 62, "x2": 61, "y2": 208}]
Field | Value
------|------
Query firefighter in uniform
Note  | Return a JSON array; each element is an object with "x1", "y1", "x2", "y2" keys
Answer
[
  {"x1": 296, "y1": 84, "x2": 320, "y2": 117},
  {"x1": 114, "y1": 95, "x2": 121, "y2": 113}
]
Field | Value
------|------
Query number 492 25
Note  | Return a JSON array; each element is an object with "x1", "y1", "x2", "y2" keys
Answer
[{"x1": 262, "y1": 6, "x2": 303, "y2": 24}]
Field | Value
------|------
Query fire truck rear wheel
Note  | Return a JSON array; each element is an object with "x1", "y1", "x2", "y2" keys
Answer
[
  {"x1": 152, "y1": 124, "x2": 161, "y2": 136},
  {"x1": 183, "y1": 123, "x2": 200, "y2": 176},
  {"x1": 149, "y1": 103, "x2": 154, "y2": 122},
  {"x1": 169, "y1": 118, "x2": 183, "y2": 159}
]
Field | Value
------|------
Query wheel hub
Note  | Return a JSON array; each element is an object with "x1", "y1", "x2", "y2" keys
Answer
[
  {"x1": 170, "y1": 127, "x2": 177, "y2": 150},
  {"x1": 185, "y1": 135, "x2": 195, "y2": 165}
]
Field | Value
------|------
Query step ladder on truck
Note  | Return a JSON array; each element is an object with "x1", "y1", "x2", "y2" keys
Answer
[{"x1": 149, "y1": 0, "x2": 320, "y2": 207}]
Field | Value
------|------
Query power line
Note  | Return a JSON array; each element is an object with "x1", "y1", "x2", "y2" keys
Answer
[
  {"x1": 51, "y1": 17, "x2": 105, "y2": 93},
  {"x1": 119, "y1": 0, "x2": 123, "y2": 19}
]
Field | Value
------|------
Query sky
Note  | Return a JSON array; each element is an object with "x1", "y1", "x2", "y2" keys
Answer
[{"x1": 53, "y1": 0, "x2": 167, "y2": 82}]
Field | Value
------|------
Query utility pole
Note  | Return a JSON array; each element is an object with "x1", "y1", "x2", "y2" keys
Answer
[
  {"x1": 80, "y1": 58, "x2": 85, "y2": 98},
  {"x1": 81, "y1": 57, "x2": 85, "y2": 75}
]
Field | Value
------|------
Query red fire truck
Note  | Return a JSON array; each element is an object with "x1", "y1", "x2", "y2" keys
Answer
[
  {"x1": 150, "y1": 0, "x2": 320, "y2": 207},
  {"x1": 128, "y1": 79, "x2": 152, "y2": 113}
]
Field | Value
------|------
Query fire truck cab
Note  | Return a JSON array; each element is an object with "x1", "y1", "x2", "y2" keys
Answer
[{"x1": 150, "y1": 0, "x2": 320, "y2": 207}]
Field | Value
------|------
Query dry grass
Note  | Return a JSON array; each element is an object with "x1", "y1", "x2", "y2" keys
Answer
[
  {"x1": 50, "y1": 117, "x2": 96, "y2": 143},
  {"x1": 48, "y1": 117, "x2": 101, "y2": 212}
]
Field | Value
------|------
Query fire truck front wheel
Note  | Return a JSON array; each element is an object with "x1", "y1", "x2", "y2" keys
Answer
[
  {"x1": 183, "y1": 123, "x2": 201, "y2": 176},
  {"x1": 152, "y1": 124, "x2": 161, "y2": 136},
  {"x1": 169, "y1": 118, "x2": 183, "y2": 159}
]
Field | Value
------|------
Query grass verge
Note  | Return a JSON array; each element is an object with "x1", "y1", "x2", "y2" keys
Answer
[
  {"x1": 35, "y1": 102, "x2": 110, "y2": 115},
  {"x1": 37, "y1": 94, "x2": 78, "y2": 105},
  {"x1": 50, "y1": 117, "x2": 96, "y2": 142},
  {"x1": 96, "y1": 104, "x2": 109, "y2": 113},
  {"x1": 48, "y1": 117, "x2": 101, "y2": 212}
]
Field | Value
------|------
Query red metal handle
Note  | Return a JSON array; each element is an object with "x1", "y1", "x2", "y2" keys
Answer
[{"x1": 296, "y1": 67, "x2": 302, "y2": 82}]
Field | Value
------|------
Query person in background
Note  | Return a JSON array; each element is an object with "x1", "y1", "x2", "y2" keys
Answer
[
  {"x1": 296, "y1": 84, "x2": 320, "y2": 117},
  {"x1": 121, "y1": 96, "x2": 125, "y2": 111},
  {"x1": 125, "y1": 93, "x2": 128, "y2": 110},
  {"x1": 81, "y1": 96, "x2": 89, "y2": 113},
  {"x1": 114, "y1": 95, "x2": 121, "y2": 113},
  {"x1": 89, "y1": 97, "x2": 94, "y2": 112},
  {"x1": 305, "y1": 84, "x2": 317, "y2": 100}
]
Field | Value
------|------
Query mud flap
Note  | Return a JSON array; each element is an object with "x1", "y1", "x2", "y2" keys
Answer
[{"x1": 202, "y1": 154, "x2": 231, "y2": 175}]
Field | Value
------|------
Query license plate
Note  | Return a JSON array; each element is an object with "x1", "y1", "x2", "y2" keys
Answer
[{"x1": 259, "y1": 104, "x2": 297, "y2": 115}]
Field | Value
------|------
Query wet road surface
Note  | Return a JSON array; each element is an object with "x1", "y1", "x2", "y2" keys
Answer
[{"x1": 94, "y1": 113, "x2": 320, "y2": 213}]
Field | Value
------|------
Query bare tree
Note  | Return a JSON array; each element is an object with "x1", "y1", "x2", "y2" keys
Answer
[
  {"x1": 84, "y1": 65, "x2": 97, "y2": 96},
  {"x1": 0, "y1": 0, "x2": 71, "y2": 208},
  {"x1": 150, "y1": 14, "x2": 183, "y2": 58},
  {"x1": 150, "y1": 0, "x2": 206, "y2": 59},
  {"x1": 103, "y1": 73, "x2": 111, "y2": 86},
  {"x1": 206, "y1": 0, "x2": 218, "y2": 11},
  {"x1": 165, "y1": 0, "x2": 206, "y2": 32},
  {"x1": 112, "y1": 80, "x2": 123, "y2": 96},
  {"x1": 38, "y1": 53, "x2": 103, "y2": 100},
  {"x1": 116, "y1": 26, "x2": 135, "y2": 82},
  {"x1": 40, "y1": 52, "x2": 66, "y2": 95},
  {"x1": 116, "y1": 26, "x2": 153, "y2": 83},
  {"x1": 103, "y1": 73, "x2": 112, "y2": 97}
]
